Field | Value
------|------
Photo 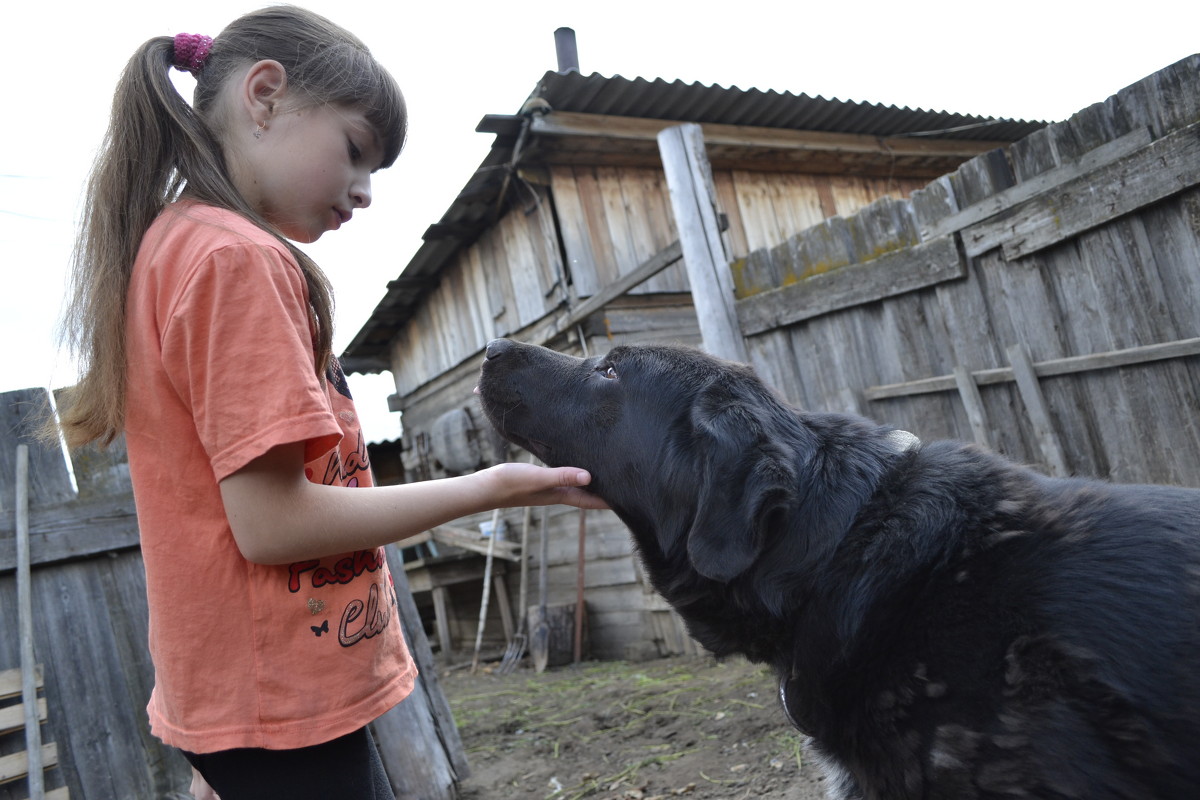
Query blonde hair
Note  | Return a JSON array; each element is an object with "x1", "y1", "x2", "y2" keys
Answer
[{"x1": 57, "y1": 5, "x2": 406, "y2": 448}]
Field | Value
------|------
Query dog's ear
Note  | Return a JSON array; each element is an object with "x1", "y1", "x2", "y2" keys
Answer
[{"x1": 686, "y1": 378, "x2": 796, "y2": 582}]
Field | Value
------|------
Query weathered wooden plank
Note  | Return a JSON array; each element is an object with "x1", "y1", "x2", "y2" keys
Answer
[
  {"x1": 1112, "y1": 55, "x2": 1200, "y2": 140},
  {"x1": 957, "y1": 247, "x2": 1063, "y2": 465},
  {"x1": 949, "y1": 147, "x2": 1015, "y2": 209},
  {"x1": 555, "y1": 242, "x2": 682, "y2": 335},
  {"x1": 1028, "y1": 236, "x2": 1140, "y2": 480},
  {"x1": 22, "y1": 558, "x2": 157, "y2": 799},
  {"x1": 0, "y1": 697, "x2": 47, "y2": 737},
  {"x1": 530, "y1": 110, "x2": 1012, "y2": 160},
  {"x1": 95, "y1": 551, "x2": 185, "y2": 799},
  {"x1": 1007, "y1": 344, "x2": 1069, "y2": 476},
  {"x1": 0, "y1": 390, "x2": 75, "y2": 508},
  {"x1": 0, "y1": 493, "x2": 139, "y2": 573},
  {"x1": 923, "y1": 127, "x2": 1152, "y2": 242},
  {"x1": 478, "y1": 228, "x2": 514, "y2": 338},
  {"x1": 529, "y1": 182, "x2": 567, "y2": 302},
  {"x1": 847, "y1": 196, "x2": 920, "y2": 263},
  {"x1": 444, "y1": 264, "x2": 473, "y2": 366},
  {"x1": 13, "y1": 444, "x2": 43, "y2": 800},
  {"x1": 736, "y1": 235, "x2": 965, "y2": 336},
  {"x1": 910, "y1": 174, "x2": 959, "y2": 239},
  {"x1": 952, "y1": 367, "x2": 992, "y2": 448},
  {"x1": 967, "y1": 120, "x2": 1200, "y2": 260},
  {"x1": 574, "y1": 167, "x2": 620, "y2": 294},
  {"x1": 60, "y1": 424, "x2": 130, "y2": 501},
  {"x1": 0, "y1": 668, "x2": 41, "y2": 701},
  {"x1": 829, "y1": 175, "x2": 875, "y2": 218},
  {"x1": 373, "y1": 545, "x2": 468, "y2": 797},
  {"x1": 730, "y1": 170, "x2": 781, "y2": 254},
  {"x1": 0, "y1": 742, "x2": 57, "y2": 786},
  {"x1": 770, "y1": 173, "x2": 826, "y2": 240},
  {"x1": 548, "y1": 166, "x2": 599, "y2": 296},
  {"x1": 865, "y1": 337, "x2": 1200, "y2": 400},
  {"x1": 620, "y1": 168, "x2": 671, "y2": 294},
  {"x1": 712, "y1": 170, "x2": 749, "y2": 258},
  {"x1": 500, "y1": 207, "x2": 547, "y2": 327},
  {"x1": 1009, "y1": 125, "x2": 1062, "y2": 183},
  {"x1": 595, "y1": 166, "x2": 641, "y2": 288},
  {"x1": 461, "y1": 246, "x2": 491, "y2": 356},
  {"x1": 1077, "y1": 215, "x2": 1200, "y2": 484},
  {"x1": 21, "y1": 787, "x2": 70, "y2": 800},
  {"x1": 658, "y1": 123, "x2": 747, "y2": 363},
  {"x1": 428, "y1": 523, "x2": 521, "y2": 562}
]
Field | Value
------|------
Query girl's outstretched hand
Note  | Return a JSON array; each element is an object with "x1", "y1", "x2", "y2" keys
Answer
[{"x1": 479, "y1": 462, "x2": 609, "y2": 510}]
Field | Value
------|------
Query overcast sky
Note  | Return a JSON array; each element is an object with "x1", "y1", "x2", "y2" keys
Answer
[{"x1": 3, "y1": 0, "x2": 1196, "y2": 442}]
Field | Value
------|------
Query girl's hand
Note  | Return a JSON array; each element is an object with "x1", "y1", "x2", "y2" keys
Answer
[
  {"x1": 478, "y1": 462, "x2": 609, "y2": 510},
  {"x1": 190, "y1": 767, "x2": 221, "y2": 800}
]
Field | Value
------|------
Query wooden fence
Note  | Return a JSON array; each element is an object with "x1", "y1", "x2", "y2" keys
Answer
[
  {"x1": 718, "y1": 54, "x2": 1200, "y2": 486},
  {"x1": 0, "y1": 389, "x2": 467, "y2": 799}
]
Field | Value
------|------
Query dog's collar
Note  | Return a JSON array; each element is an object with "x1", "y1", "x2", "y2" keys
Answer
[
  {"x1": 778, "y1": 675, "x2": 811, "y2": 734},
  {"x1": 883, "y1": 429, "x2": 921, "y2": 455}
]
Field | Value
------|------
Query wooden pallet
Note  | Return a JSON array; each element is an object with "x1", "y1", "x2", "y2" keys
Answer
[{"x1": 0, "y1": 665, "x2": 68, "y2": 799}]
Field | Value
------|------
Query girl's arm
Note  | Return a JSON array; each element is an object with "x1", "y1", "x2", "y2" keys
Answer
[{"x1": 219, "y1": 441, "x2": 606, "y2": 564}]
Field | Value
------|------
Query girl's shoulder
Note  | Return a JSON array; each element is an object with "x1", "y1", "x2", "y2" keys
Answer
[
  {"x1": 154, "y1": 199, "x2": 284, "y2": 254},
  {"x1": 141, "y1": 200, "x2": 298, "y2": 279},
  {"x1": 135, "y1": 200, "x2": 302, "y2": 303}
]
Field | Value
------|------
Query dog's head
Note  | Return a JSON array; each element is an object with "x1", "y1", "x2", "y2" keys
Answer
[{"x1": 477, "y1": 339, "x2": 802, "y2": 583}]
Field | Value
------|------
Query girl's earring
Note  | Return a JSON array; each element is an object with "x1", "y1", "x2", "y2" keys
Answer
[{"x1": 254, "y1": 123, "x2": 265, "y2": 140}]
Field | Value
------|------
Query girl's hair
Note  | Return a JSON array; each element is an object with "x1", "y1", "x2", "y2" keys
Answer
[{"x1": 57, "y1": 5, "x2": 407, "y2": 448}]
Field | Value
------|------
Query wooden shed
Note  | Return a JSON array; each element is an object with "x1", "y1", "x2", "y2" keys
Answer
[{"x1": 341, "y1": 53, "x2": 1046, "y2": 662}]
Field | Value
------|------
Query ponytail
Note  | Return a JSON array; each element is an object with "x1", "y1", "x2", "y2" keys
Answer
[{"x1": 56, "y1": 6, "x2": 405, "y2": 449}]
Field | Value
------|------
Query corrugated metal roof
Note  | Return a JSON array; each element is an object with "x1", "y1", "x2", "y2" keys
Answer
[
  {"x1": 341, "y1": 71, "x2": 1047, "y2": 372},
  {"x1": 529, "y1": 71, "x2": 1042, "y2": 141}
]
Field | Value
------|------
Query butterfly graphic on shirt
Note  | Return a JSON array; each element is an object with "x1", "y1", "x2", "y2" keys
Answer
[{"x1": 311, "y1": 620, "x2": 329, "y2": 637}]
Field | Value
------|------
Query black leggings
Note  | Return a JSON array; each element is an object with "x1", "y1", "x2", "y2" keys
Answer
[{"x1": 182, "y1": 726, "x2": 395, "y2": 800}]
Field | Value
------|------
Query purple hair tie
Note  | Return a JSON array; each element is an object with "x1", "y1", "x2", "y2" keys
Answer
[{"x1": 172, "y1": 33, "x2": 213, "y2": 75}]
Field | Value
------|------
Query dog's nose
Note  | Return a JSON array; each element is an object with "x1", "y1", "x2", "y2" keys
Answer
[{"x1": 485, "y1": 338, "x2": 515, "y2": 360}]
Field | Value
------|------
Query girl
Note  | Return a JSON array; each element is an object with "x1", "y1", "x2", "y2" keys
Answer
[{"x1": 56, "y1": 6, "x2": 605, "y2": 799}]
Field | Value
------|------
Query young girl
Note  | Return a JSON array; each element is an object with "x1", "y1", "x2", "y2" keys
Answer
[{"x1": 56, "y1": 6, "x2": 604, "y2": 799}]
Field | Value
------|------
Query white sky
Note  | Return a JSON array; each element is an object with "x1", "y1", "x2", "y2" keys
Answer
[{"x1": 2, "y1": 0, "x2": 1197, "y2": 442}]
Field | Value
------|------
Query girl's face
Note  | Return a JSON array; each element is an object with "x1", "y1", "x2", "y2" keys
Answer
[{"x1": 238, "y1": 102, "x2": 382, "y2": 244}]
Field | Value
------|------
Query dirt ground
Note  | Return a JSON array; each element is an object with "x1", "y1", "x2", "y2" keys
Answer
[{"x1": 441, "y1": 655, "x2": 831, "y2": 800}]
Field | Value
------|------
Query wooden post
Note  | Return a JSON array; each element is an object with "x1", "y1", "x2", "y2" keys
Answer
[
  {"x1": 470, "y1": 509, "x2": 500, "y2": 673},
  {"x1": 657, "y1": 123, "x2": 749, "y2": 364},
  {"x1": 16, "y1": 444, "x2": 45, "y2": 800},
  {"x1": 574, "y1": 510, "x2": 586, "y2": 664}
]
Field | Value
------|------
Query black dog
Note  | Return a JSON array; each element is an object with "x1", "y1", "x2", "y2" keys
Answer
[{"x1": 478, "y1": 338, "x2": 1200, "y2": 799}]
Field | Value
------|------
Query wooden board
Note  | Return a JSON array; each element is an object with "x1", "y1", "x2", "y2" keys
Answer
[
  {"x1": 0, "y1": 743, "x2": 58, "y2": 786},
  {"x1": 737, "y1": 235, "x2": 965, "y2": 336}
]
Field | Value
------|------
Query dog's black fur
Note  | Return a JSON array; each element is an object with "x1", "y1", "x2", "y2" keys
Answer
[{"x1": 477, "y1": 339, "x2": 1200, "y2": 799}]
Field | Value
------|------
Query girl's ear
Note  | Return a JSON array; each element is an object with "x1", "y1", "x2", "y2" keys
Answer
[{"x1": 240, "y1": 59, "x2": 289, "y2": 127}]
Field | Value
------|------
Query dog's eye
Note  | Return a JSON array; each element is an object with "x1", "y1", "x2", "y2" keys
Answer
[{"x1": 599, "y1": 365, "x2": 618, "y2": 380}]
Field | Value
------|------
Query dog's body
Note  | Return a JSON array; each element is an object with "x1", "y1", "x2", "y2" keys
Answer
[{"x1": 477, "y1": 339, "x2": 1200, "y2": 799}]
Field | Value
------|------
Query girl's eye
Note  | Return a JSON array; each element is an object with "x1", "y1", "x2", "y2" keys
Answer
[{"x1": 348, "y1": 141, "x2": 362, "y2": 161}]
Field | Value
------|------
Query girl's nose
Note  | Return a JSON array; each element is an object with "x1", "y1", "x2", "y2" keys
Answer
[{"x1": 352, "y1": 174, "x2": 372, "y2": 209}]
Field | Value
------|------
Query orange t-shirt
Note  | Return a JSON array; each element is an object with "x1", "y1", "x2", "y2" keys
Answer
[{"x1": 124, "y1": 200, "x2": 416, "y2": 752}]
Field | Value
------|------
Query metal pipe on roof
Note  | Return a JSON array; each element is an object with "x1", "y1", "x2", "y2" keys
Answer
[{"x1": 554, "y1": 27, "x2": 578, "y2": 74}]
